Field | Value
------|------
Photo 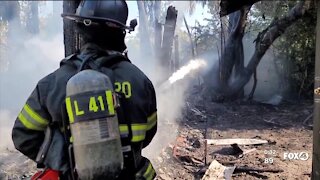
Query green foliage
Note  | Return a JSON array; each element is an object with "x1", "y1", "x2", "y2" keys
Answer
[
  {"x1": 192, "y1": 22, "x2": 219, "y2": 55},
  {"x1": 190, "y1": 1, "x2": 221, "y2": 55},
  {"x1": 248, "y1": 1, "x2": 316, "y2": 99},
  {"x1": 191, "y1": 0, "x2": 315, "y2": 99},
  {"x1": 273, "y1": 11, "x2": 316, "y2": 99}
]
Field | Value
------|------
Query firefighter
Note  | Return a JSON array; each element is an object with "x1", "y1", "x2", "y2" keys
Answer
[{"x1": 12, "y1": 1, "x2": 157, "y2": 179}]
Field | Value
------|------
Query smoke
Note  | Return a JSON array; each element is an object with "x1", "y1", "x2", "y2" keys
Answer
[
  {"x1": 242, "y1": 34, "x2": 282, "y2": 101},
  {"x1": 0, "y1": 110, "x2": 15, "y2": 150},
  {"x1": 0, "y1": 2, "x2": 64, "y2": 150}
]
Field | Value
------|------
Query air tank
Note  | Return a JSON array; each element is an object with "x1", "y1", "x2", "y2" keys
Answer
[{"x1": 65, "y1": 69, "x2": 123, "y2": 179}]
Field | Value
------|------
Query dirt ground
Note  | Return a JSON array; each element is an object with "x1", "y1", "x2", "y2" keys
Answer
[
  {"x1": 0, "y1": 97, "x2": 314, "y2": 180},
  {"x1": 153, "y1": 97, "x2": 314, "y2": 180},
  {"x1": 0, "y1": 149, "x2": 36, "y2": 179}
]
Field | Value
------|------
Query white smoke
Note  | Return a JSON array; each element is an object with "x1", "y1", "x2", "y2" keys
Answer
[
  {"x1": 0, "y1": 1, "x2": 64, "y2": 151},
  {"x1": 0, "y1": 110, "x2": 15, "y2": 150}
]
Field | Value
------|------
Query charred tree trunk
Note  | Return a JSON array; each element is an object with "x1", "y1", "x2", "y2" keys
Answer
[
  {"x1": 153, "y1": 1, "x2": 162, "y2": 60},
  {"x1": 248, "y1": 69, "x2": 257, "y2": 100},
  {"x1": 63, "y1": 0, "x2": 81, "y2": 57},
  {"x1": 154, "y1": 2, "x2": 162, "y2": 61},
  {"x1": 5, "y1": 1, "x2": 21, "y2": 38},
  {"x1": 161, "y1": 6, "x2": 178, "y2": 76},
  {"x1": 220, "y1": 0, "x2": 260, "y2": 17},
  {"x1": 228, "y1": 1, "x2": 312, "y2": 95},
  {"x1": 137, "y1": 1, "x2": 152, "y2": 57},
  {"x1": 26, "y1": 1, "x2": 39, "y2": 34},
  {"x1": 154, "y1": 20, "x2": 162, "y2": 62},
  {"x1": 312, "y1": 1, "x2": 320, "y2": 179},
  {"x1": 1, "y1": 1, "x2": 21, "y2": 22},
  {"x1": 216, "y1": 7, "x2": 249, "y2": 99}
]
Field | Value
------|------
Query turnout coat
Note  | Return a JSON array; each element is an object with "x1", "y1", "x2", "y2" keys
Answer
[{"x1": 12, "y1": 43, "x2": 157, "y2": 180}]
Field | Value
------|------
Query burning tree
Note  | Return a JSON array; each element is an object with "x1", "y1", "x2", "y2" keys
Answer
[{"x1": 203, "y1": 0, "x2": 314, "y2": 101}]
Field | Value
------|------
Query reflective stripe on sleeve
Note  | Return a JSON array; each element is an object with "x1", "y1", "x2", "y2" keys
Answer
[
  {"x1": 143, "y1": 162, "x2": 156, "y2": 180},
  {"x1": 18, "y1": 104, "x2": 49, "y2": 131},
  {"x1": 119, "y1": 124, "x2": 146, "y2": 142},
  {"x1": 118, "y1": 111, "x2": 157, "y2": 143},
  {"x1": 23, "y1": 104, "x2": 48, "y2": 126},
  {"x1": 18, "y1": 113, "x2": 45, "y2": 131},
  {"x1": 147, "y1": 112, "x2": 157, "y2": 130}
]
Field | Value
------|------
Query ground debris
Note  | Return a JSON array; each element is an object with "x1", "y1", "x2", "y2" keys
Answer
[
  {"x1": 153, "y1": 99, "x2": 313, "y2": 179},
  {"x1": 0, "y1": 149, "x2": 37, "y2": 179},
  {"x1": 201, "y1": 160, "x2": 235, "y2": 180}
]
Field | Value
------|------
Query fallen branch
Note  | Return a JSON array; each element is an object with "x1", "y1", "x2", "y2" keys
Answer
[
  {"x1": 303, "y1": 114, "x2": 313, "y2": 124},
  {"x1": 207, "y1": 138, "x2": 268, "y2": 146},
  {"x1": 234, "y1": 166, "x2": 284, "y2": 173},
  {"x1": 190, "y1": 108, "x2": 207, "y2": 118},
  {"x1": 263, "y1": 118, "x2": 287, "y2": 127}
]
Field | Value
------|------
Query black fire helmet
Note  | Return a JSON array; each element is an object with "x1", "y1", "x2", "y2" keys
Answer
[{"x1": 61, "y1": 0, "x2": 137, "y2": 31}]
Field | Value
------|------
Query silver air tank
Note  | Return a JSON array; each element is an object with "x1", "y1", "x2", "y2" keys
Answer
[{"x1": 65, "y1": 69, "x2": 123, "y2": 179}]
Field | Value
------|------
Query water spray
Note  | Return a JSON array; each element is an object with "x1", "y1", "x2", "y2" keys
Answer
[{"x1": 158, "y1": 59, "x2": 207, "y2": 92}]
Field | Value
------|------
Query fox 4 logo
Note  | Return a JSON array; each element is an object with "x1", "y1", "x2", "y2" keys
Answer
[{"x1": 283, "y1": 152, "x2": 309, "y2": 161}]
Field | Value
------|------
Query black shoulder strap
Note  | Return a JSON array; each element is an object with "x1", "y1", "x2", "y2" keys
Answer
[
  {"x1": 91, "y1": 53, "x2": 130, "y2": 70},
  {"x1": 59, "y1": 54, "x2": 80, "y2": 68}
]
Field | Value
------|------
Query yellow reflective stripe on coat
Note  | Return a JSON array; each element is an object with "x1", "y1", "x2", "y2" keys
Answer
[
  {"x1": 18, "y1": 113, "x2": 44, "y2": 131},
  {"x1": 119, "y1": 124, "x2": 147, "y2": 142},
  {"x1": 118, "y1": 111, "x2": 157, "y2": 142},
  {"x1": 23, "y1": 104, "x2": 49, "y2": 126},
  {"x1": 143, "y1": 163, "x2": 156, "y2": 180},
  {"x1": 147, "y1": 112, "x2": 157, "y2": 130},
  {"x1": 18, "y1": 104, "x2": 48, "y2": 131}
]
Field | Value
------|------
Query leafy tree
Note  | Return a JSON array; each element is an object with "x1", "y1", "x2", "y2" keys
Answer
[
  {"x1": 273, "y1": 11, "x2": 316, "y2": 99},
  {"x1": 199, "y1": 0, "x2": 314, "y2": 101}
]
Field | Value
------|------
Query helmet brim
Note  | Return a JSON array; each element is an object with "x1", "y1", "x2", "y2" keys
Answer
[{"x1": 61, "y1": 13, "x2": 130, "y2": 30}]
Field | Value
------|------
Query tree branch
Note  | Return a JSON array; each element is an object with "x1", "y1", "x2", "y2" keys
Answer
[
  {"x1": 246, "y1": 1, "x2": 312, "y2": 72},
  {"x1": 229, "y1": 0, "x2": 313, "y2": 94}
]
